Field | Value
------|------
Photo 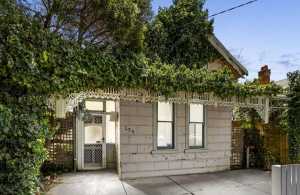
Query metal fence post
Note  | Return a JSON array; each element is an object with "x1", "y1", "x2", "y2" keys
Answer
[
  {"x1": 272, "y1": 165, "x2": 284, "y2": 195},
  {"x1": 272, "y1": 165, "x2": 300, "y2": 195}
]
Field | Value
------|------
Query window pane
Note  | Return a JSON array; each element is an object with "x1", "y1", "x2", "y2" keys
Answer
[
  {"x1": 157, "y1": 122, "x2": 173, "y2": 148},
  {"x1": 85, "y1": 101, "x2": 103, "y2": 111},
  {"x1": 106, "y1": 115, "x2": 116, "y2": 144},
  {"x1": 189, "y1": 123, "x2": 203, "y2": 147},
  {"x1": 158, "y1": 102, "x2": 173, "y2": 121},
  {"x1": 190, "y1": 104, "x2": 204, "y2": 122},
  {"x1": 94, "y1": 116, "x2": 103, "y2": 124},
  {"x1": 195, "y1": 124, "x2": 203, "y2": 146},
  {"x1": 106, "y1": 101, "x2": 115, "y2": 112},
  {"x1": 189, "y1": 124, "x2": 196, "y2": 147},
  {"x1": 85, "y1": 125, "x2": 102, "y2": 144}
]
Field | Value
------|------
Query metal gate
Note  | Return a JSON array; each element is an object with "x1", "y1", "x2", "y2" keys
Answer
[{"x1": 84, "y1": 143, "x2": 104, "y2": 168}]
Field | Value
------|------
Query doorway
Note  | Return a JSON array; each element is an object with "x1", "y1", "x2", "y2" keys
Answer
[
  {"x1": 83, "y1": 112, "x2": 105, "y2": 169},
  {"x1": 76, "y1": 100, "x2": 118, "y2": 170}
]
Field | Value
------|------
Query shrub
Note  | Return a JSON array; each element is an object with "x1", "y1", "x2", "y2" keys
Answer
[{"x1": 0, "y1": 100, "x2": 48, "y2": 195}]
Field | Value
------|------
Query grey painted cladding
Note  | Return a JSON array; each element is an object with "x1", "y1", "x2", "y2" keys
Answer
[{"x1": 119, "y1": 101, "x2": 232, "y2": 179}]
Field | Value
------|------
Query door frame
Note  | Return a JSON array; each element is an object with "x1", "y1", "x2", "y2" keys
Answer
[{"x1": 76, "y1": 100, "x2": 107, "y2": 170}]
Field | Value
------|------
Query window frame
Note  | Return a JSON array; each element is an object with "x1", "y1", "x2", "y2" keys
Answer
[
  {"x1": 186, "y1": 104, "x2": 206, "y2": 149},
  {"x1": 153, "y1": 102, "x2": 176, "y2": 150},
  {"x1": 84, "y1": 99, "x2": 105, "y2": 112}
]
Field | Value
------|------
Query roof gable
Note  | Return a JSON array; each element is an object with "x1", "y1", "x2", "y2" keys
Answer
[{"x1": 208, "y1": 35, "x2": 248, "y2": 77}]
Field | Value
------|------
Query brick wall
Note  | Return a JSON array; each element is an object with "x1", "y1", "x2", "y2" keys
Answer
[
  {"x1": 119, "y1": 101, "x2": 232, "y2": 179},
  {"x1": 258, "y1": 65, "x2": 271, "y2": 84}
]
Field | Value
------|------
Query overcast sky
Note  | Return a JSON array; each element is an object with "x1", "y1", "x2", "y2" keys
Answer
[{"x1": 152, "y1": 0, "x2": 300, "y2": 81}]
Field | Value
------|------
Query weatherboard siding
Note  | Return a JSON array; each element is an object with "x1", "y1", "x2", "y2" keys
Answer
[
  {"x1": 119, "y1": 101, "x2": 232, "y2": 179},
  {"x1": 208, "y1": 61, "x2": 223, "y2": 71}
]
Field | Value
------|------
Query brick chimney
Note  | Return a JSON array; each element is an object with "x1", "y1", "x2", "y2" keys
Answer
[{"x1": 258, "y1": 65, "x2": 271, "y2": 84}]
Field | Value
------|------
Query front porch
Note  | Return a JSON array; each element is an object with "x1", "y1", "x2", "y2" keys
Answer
[
  {"x1": 48, "y1": 89, "x2": 271, "y2": 177},
  {"x1": 47, "y1": 169, "x2": 271, "y2": 195}
]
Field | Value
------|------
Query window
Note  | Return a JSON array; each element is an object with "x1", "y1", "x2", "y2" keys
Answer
[
  {"x1": 85, "y1": 100, "x2": 103, "y2": 111},
  {"x1": 157, "y1": 102, "x2": 174, "y2": 149},
  {"x1": 85, "y1": 125, "x2": 103, "y2": 144},
  {"x1": 189, "y1": 104, "x2": 205, "y2": 148},
  {"x1": 105, "y1": 101, "x2": 116, "y2": 144}
]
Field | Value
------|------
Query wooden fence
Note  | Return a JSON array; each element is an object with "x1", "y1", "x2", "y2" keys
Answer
[
  {"x1": 230, "y1": 121, "x2": 288, "y2": 169},
  {"x1": 259, "y1": 123, "x2": 289, "y2": 166},
  {"x1": 272, "y1": 165, "x2": 300, "y2": 195}
]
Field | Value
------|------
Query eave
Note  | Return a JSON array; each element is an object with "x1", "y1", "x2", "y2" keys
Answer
[
  {"x1": 208, "y1": 35, "x2": 248, "y2": 77},
  {"x1": 50, "y1": 88, "x2": 270, "y2": 123}
]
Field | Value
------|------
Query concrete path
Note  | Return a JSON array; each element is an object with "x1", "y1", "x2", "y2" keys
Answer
[{"x1": 47, "y1": 169, "x2": 271, "y2": 195}]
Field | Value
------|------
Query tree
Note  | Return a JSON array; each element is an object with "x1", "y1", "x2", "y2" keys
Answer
[
  {"x1": 19, "y1": 0, "x2": 152, "y2": 52},
  {"x1": 286, "y1": 71, "x2": 300, "y2": 162},
  {"x1": 0, "y1": 2, "x2": 60, "y2": 193},
  {"x1": 146, "y1": 0, "x2": 216, "y2": 68},
  {"x1": 0, "y1": 1, "x2": 281, "y2": 194},
  {"x1": 0, "y1": 2, "x2": 148, "y2": 193}
]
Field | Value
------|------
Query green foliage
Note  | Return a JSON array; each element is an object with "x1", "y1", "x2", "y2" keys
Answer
[
  {"x1": 234, "y1": 108, "x2": 269, "y2": 169},
  {"x1": 22, "y1": 0, "x2": 152, "y2": 52},
  {"x1": 146, "y1": 0, "x2": 218, "y2": 68},
  {"x1": 236, "y1": 108, "x2": 265, "y2": 168},
  {"x1": 0, "y1": 98, "x2": 48, "y2": 195},
  {"x1": 0, "y1": 1, "x2": 282, "y2": 194},
  {"x1": 235, "y1": 70, "x2": 300, "y2": 166},
  {"x1": 0, "y1": 2, "x2": 55, "y2": 194},
  {"x1": 286, "y1": 71, "x2": 300, "y2": 162},
  {"x1": 145, "y1": 63, "x2": 281, "y2": 97},
  {"x1": 234, "y1": 108, "x2": 262, "y2": 128},
  {"x1": 0, "y1": 0, "x2": 280, "y2": 99}
]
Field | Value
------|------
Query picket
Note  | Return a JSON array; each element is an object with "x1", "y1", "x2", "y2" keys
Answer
[
  {"x1": 297, "y1": 166, "x2": 300, "y2": 195},
  {"x1": 272, "y1": 165, "x2": 300, "y2": 195}
]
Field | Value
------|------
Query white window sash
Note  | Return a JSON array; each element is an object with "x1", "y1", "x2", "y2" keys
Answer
[
  {"x1": 186, "y1": 104, "x2": 206, "y2": 149},
  {"x1": 153, "y1": 102, "x2": 176, "y2": 151}
]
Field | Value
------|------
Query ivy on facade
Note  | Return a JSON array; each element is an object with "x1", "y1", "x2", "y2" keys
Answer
[{"x1": 0, "y1": 1, "x2": 282, "y2": 194}]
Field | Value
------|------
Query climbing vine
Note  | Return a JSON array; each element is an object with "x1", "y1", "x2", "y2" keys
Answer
[
  {"x1": 144, "y1": 63, "x2": 281, "y2": 97},
  {"x1": 0, "y1": 1, "x2": 282, "y2": 194},
  {"x1": 285, "y1": 71, "x2": 300, "y2": 162}
]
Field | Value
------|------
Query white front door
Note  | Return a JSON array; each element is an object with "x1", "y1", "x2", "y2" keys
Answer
[
  {"x1": 76, "y1": 100, "x2": 107, "y2": 170},
  {"x1": 83, "y1": 113, "x2": 106, "y2": 169}
]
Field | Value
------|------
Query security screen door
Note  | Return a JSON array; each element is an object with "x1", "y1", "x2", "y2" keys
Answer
[{"x1": 83, "y1": 100, "x2": 106, "y2": 169}]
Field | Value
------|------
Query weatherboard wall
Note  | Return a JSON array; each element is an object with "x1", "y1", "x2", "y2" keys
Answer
[{"x1": 119, "y1": 101, "x2": 232, "y2": 179}]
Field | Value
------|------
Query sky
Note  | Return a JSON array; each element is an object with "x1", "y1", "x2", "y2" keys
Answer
[{"x1": 152, "y1": 0, "x2": 300, "y2": 81}]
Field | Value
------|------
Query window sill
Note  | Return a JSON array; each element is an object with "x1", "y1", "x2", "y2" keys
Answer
[
  {"x1": 151, "y1": 149, "x2": 177, "y2": 154},
  {"x1": 184, "y1": 148, "x2": 208, "y2": 153}
]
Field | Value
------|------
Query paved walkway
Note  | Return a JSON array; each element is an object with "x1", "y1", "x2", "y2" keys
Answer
[{"x1": 47, "y1": 169, "x2": 271, "y2": 195}]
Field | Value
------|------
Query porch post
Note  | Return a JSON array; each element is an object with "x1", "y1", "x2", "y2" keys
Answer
[{"x1": 264, "y1": 97, "x2": 270, "y2": 124}]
